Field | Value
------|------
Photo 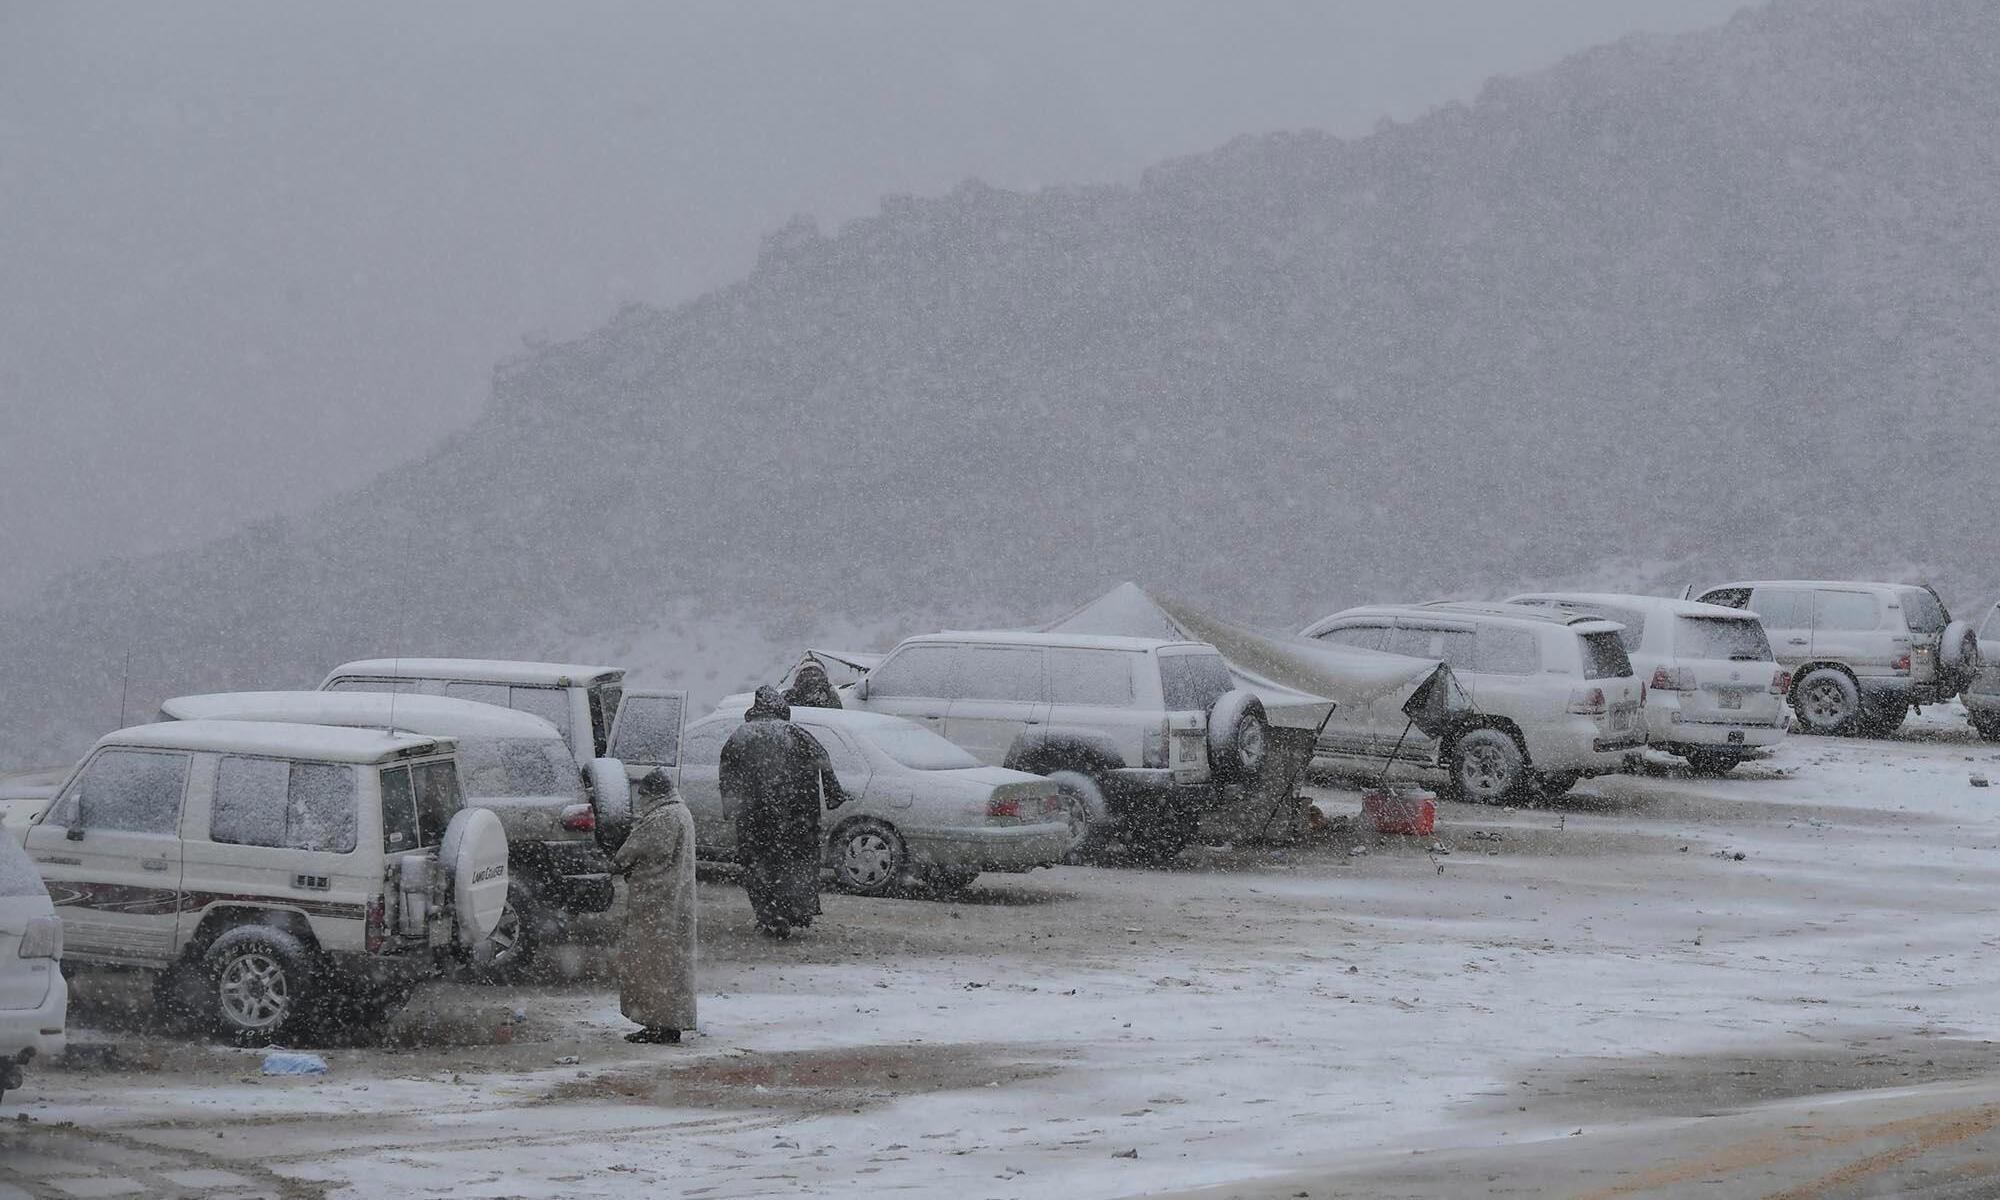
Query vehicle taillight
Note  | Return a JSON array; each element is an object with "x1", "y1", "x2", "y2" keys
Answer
[
  {"x1": 1891, "y1": 654, "x2": 1911, "y2": 673},
  {"x1": 1043, "y1": 792, "x2": 1065, "y2": 815},
  {"x1": 17, "y1": 915, "x2": 61, "y2": 960},
  {"x1": 1142, "y1": 722, "x2": 1169, "y2": 769},
  {"x1": 986, "y1": 794, "x2": 1021, "y2": 820},
  {"x1": 366, "y1": 895, "x2": 388, "y2": 954},
  {"x1": 1650, "y1": 666, "x2": 1696, "y2": 692},
  {"x1": 1567, "y1": 687, "x2": 1608, "y2": 715},
  {"x1": 560, "y1": 803, "x2": 596, "y2": 832},
  {"x1": 1771, "y1": 670, "x2": 1791, "y2": 695}
]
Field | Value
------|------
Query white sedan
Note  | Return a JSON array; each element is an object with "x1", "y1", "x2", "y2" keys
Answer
[
  {"x1": 0, "y1": 830, "x2": 65, "y2": 1105},
  {"x1": 680, "y1": 706, "x2": 1068, "y2": 895}
]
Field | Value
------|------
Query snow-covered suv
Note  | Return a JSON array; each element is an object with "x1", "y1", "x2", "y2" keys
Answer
[
  {"x1": 1301, "y1": 602, "x2": 1645, "y2": 801},
  {"x1": 843, "y1": 632, "x2": 1266, "y2": 862},
  {"x1": 1695, "y1": 581, "x2": 1981, "y2": 737},
  {"x1": 1959, "y1": 598, "x2": 2000, "y2": 741},
  {"x1": 0, "y1": 831, "x2": 65, "y2": 1105},
  {"x1": 1508, "y1": 593, "x2": 1790, "y2": 774},
  {"x1": 21, "y1": 721, "x2": 509, "y2": 1041}
]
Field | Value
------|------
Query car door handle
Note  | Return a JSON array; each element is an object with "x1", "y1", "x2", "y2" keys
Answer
[{"x1": 141, "y1": 860, "x2": 171, "y2": 872}]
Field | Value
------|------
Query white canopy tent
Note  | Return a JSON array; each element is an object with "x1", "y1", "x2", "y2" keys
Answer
[{"x1": 1042, "y1": 583, "x2": 1461, "y2": 733}]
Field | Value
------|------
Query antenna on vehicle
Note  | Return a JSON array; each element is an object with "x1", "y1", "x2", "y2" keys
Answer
[{"x1": 116, "y1": 647, "x2": 132, "y2": 729}]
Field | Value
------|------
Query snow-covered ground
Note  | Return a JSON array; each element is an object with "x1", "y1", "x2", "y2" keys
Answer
[{"x1": 7, "y1": 709, "x2": 2000, "y2": 1198}]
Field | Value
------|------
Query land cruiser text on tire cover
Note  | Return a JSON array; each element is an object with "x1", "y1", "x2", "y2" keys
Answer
[{"x1": 441, "y1": 808, "x2": 510, "y2": 948}]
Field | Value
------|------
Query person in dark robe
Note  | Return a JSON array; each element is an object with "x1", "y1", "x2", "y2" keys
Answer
[
  {"x1": 783, "y1": 660, "x2": 844, "y2": 709},
  {"x1": 718, "y1": 686, "x2": 847, "y2": 937}
]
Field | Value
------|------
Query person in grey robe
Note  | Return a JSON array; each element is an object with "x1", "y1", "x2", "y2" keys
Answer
[{"x1": 612, "y1": 767, "x2": 698, "y2": 1043}]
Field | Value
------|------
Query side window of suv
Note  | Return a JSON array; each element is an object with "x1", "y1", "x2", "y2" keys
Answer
[
  {"x1": 1046, "y1": 649, "x2": 1137, "y2": 707},
  {"x1": 48, "y1": 749, "x2": 189, "y2": 835},
  {"x1": 1476, "y1": 626, "x2": 1540, "y2": 675},
  {"x1": 1383, "y1": 624, "x2": 1440, "y2": 659},
  {"x1": 1813, "y1": 591, "x2": 1879, "y2": 632},
  {"x1": 956, "y1": 646, "x2": 1045, "y2": 703},
  {"x1": 213, "y1": 756, "x2": 358, "y2": 854},
  {"x1": 1318, "y1": 623, "x2": 1390, "y2": 652},
  {"x1": 866, "y1": 645, "x2": 965, "y2": 700},
  {"x1": 1699, "y1": 588, "x2": 1752, "y2": 610},
  {"x1": 1749, "y1": 587, "x2": 1812, "y2": 629}
]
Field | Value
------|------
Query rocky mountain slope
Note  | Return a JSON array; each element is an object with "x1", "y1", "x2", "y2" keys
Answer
[{"x1": 8, "y1": 0, "x2": 1998, "y2": 759}]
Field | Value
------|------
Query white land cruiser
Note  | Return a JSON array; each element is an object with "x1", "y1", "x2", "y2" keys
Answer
[
  {"x1": 157, "y1": 691, "x2": 639, "y2": 977},
  {"x1": 842, "y1": 632, "x2": 1266, "y2": 862},
  {"x1": 319, "y1": 659, "x2": 627, "y2": 765},
  {"x1": 1694, "y1": 581, "x2": 1982, "y2": 737},
  {"x1": 1508, "y1": 593, "x2": 1790, "y2": 774},
  {"x1": 1301, "y1": 602, "x2": 1645, "y2": 801},
  {"x1": 21, "y1": 721, "x2": 509, "y2": 1042},
  {"x1": 0, "y1": 831, "x2": 65, "y2": 1104}
]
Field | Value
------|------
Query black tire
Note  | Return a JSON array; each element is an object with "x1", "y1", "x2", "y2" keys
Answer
[
  {"x1": 1792, "y1": 668, "x2": 1861, "y2": 736},
  {"x1": 1537, "y1": 770, "x2": 1583, "y2": 798},
  {"x1": 1123, "y1": 806, "x2": 1194, "y2": 866},
  {"x1": 1684, "y1": 749, "x2": 1742, "y2": 776},
  {"x1": 1045, "y1": 770, "x2": 1107, "y2": 864},
  {"x1": 1973, "y1": 714, "x2": 2000, "y2": 742},
  {"x1": 830, "y1": 818, "x2": 907, "y2": 897},
  {"x1": 1941, "y1": 621, "x2": 1982, "y2": 693},
  {"x1": 1207, "y1": 691, "x2": 1270, "y2": 785},
  {"x1": 201, "y1": 925, "x2": 319, "y2": 1044},
  {"x1": 1445, "y1": 727, "x2": 1527, "y2": 804},
  {"x1": 467, "y1": 877, "x2": 539, "y2": 982},
  {"x1": 925, "y1": 867, "x2": 980, "y2": 896}
]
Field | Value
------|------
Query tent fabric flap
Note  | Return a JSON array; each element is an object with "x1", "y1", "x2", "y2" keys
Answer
[{"x1": 1043, "y1": 583, "x2": 1451, "y2": 730}]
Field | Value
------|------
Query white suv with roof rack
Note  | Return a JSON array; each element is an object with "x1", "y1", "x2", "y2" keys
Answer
[
  {"x1": 1508, "y1": 593, "x2": 1790, "y2": 774},
  {"x1": 842, "y1": 632, "x2": 1266, "y2": 863},
  {"x1": 1693, "y1": 581, "x2": 1982, "y2": 737},
  {"x1": 20, "y1": 721, "x2": 509, "y2": 1042},
  {"x1": 1301, "y1": 602, "x2": 1644, "y2": 801}
]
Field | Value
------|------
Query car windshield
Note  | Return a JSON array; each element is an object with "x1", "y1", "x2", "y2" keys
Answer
[
  {"x1": 1899, "y1": 588, "x2": 1948, "y2": 635},
  {"x1": 1578, "y1": 630, "x2": 1634, "y2": 679},
  {"x1": 863, "y1": 725, "x2": 982, "y2": 771},
  {"x1": 1675, "y1": 616, "x2": 1774, "y2": 661},
  {"x1": 456, "y1": 737, "x2": 575, "y2": 798}
]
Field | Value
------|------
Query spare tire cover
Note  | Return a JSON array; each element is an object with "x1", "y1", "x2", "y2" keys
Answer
[
  {"x1": 588, "y1": 757, "x2": 633, "y2": 856},
  {"x1": 440, "y1": 808, "x2": 509, "y2": 948},
  {"x1": 1942, "y1": 620, "x2": 1982, "y2": 686}
]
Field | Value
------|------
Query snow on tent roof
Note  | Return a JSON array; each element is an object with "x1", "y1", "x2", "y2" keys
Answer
[{"x1": 1043, "y1": 583, "x2": 1454, "y2": 729}]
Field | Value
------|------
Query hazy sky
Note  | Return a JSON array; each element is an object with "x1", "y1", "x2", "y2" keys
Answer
[{"x1": 0, "y1": 0, "x2": 1745, "y2": 601}]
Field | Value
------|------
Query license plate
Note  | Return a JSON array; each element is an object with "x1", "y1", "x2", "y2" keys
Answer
[{"x1": 1719, "y1": 691, "x2": 1743, "y2": 710}]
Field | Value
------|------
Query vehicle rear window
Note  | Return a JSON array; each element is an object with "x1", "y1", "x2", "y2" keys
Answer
[
  {"x1": 0, "y1": 836, "x2": 44, "y2": 898},
  {"x1": 866, "y1": 726, "x2": 981, "y2": 771},
  {"x1": 379, "y1": 759, "x2": 463, "y2": 851},
  {"x1": 1159, "y1": 653, "x2": 1233, "y2": 712},
  {"x1": 456, "y1": 738, "x2": 575, "y2": 798},
  {"x1": 590, "y1": 683, "x2": 622, "y2": 757},
  {"x1": 1898, "y1": 588, "x2": 1947, "y2": 635},
  {"x1": 1578, "y1": 631, "x2": 1634, "y2": 680},
  {"x1": 1675, "y1": 617, "x2": 1774, "y2": 662},
  {"x1": 609, "y1": 694, "x2": 685, "y2": 766}
]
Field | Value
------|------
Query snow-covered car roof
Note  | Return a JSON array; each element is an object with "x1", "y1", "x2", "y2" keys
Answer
[
  {"x1": 322, "y1": 658, "x2": 623, "y2": 687},
  {"x1": 1329, "y1": 602, "x2": 1623, "y2": 632},
  {"x1": 698, "y1": 697, "x2": 919, "y2": 734},
  {"x1": 97, "y1": 720, "x2": 451, "y2": 764},
  {"x1": 159, "y1": 691, "x2": 562, "y2": 740},
  {"x1": 1506, "y1": 592, "x2": 1763, "y2": 620},
  {"x1": 909, "y1": 630, "x2": 1209, "y2": 653}
]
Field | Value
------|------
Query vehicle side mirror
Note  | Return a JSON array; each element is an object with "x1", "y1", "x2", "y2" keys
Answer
[
  {"x1": 66, "y1": 826, "x2": 85, "y2": 841},
  {"x1": 855, "y1": 678, "x2": 870, "y2": 701}
]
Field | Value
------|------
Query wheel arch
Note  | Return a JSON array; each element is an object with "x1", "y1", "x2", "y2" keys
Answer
[
  {"x1": 1441, "y1": 715, "x2": 1531, "y2": 767},
  {"x1": 184, "y1": 905, "x2": 322, "y2": 964}
]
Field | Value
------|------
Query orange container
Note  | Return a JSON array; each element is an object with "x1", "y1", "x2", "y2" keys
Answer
[{"x1": 1362, "y1": 789, "x2": 1436, "y2": 836}]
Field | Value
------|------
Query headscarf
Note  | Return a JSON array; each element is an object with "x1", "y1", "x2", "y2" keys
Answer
[
  {"x1": 745, "y1": 685, "x2": 792, "y2": 722},
  {"x1": 634, "y1": 766, "x2": 681, "y2": 815}
]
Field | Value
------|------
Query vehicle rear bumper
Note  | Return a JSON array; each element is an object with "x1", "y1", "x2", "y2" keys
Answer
[
  {"x1": 1533, "y1": 719, "x2": 1643, "y2": 775},
  {"x1": 1647, "y1": 704, "x2": 1788, "y2": 749},
  {"x1": 904, "y1": 822, "x2": 1069, "y2": 872},
  {"x1": 1108, "y1": 768, "x2": 1217, "y2": 809},
  {"x1": 518, "y1": 839, "x2": 616, "y2": 913},
  {"x1": 1860, "y1": 679, "x2": 1958, "y2": 708},
  {"x1": 0, "y1": 969, "x2": 69, "y2": 1068}
]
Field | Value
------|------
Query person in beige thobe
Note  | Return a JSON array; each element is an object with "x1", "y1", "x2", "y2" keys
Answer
[{"x1": 613, "y1": 768, "x2": 698, "y2": 1044}]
